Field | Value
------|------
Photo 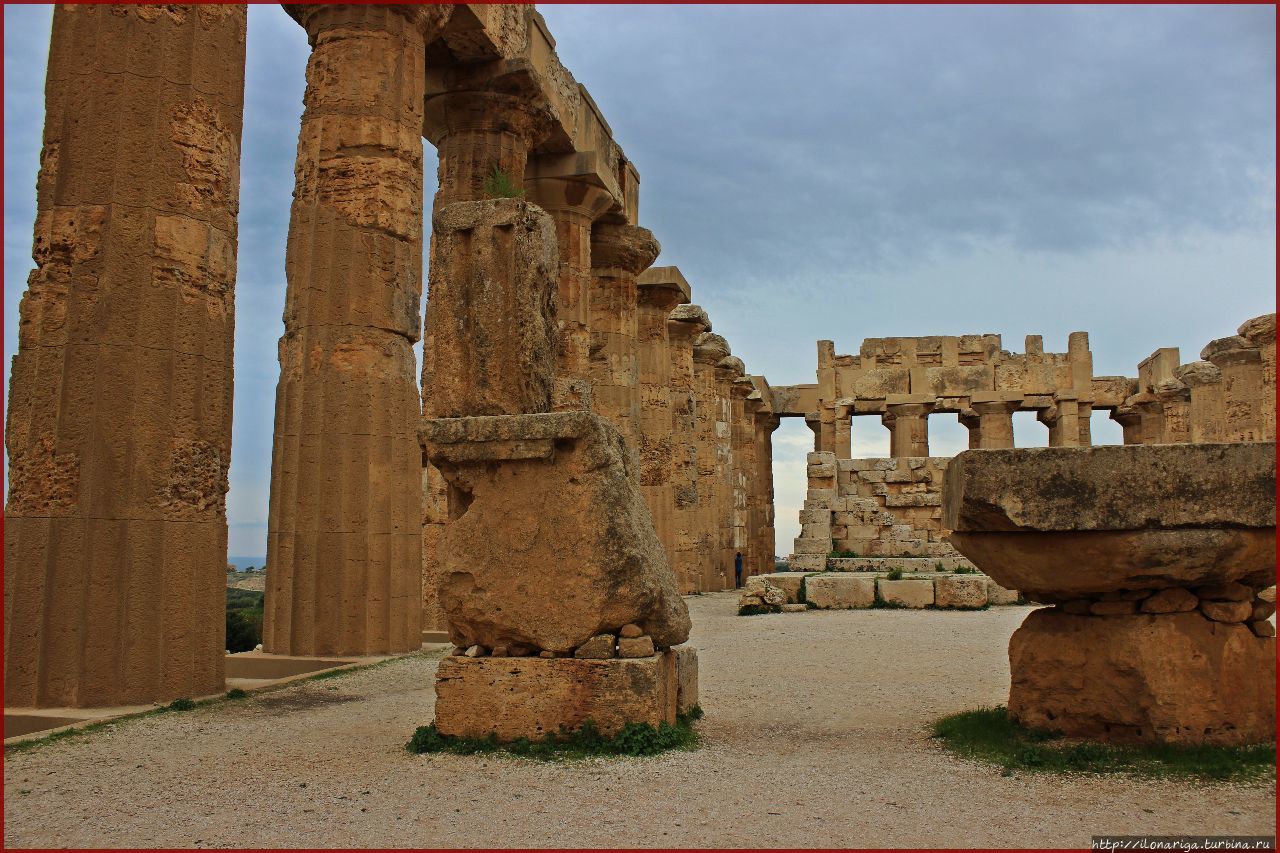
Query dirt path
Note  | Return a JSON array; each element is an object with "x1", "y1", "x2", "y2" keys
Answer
[{"x1": 4, "y1": 594, "x2": 1274, "y2": 848}]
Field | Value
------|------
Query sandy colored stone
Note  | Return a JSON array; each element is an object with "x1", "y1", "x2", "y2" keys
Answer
[
  {"x1": 618, "y1": 636, "x2": 656, "y2": 658},
  {"x1": 1248, "y1": 620, "x2": 1276, "y2": 638},
  {"x1": 423, "y1": 412, "x2": 691, "y2": 653},
  {"x1": 934, "y1": 576, "x2": 989, "y2": 609},
  {"x1": 805, "y1": 575, "x2": 875, "y2": 610},
  {"x1": 1195, "y1": 582, "x2": 1253, "y2": 602},
  {"x1": 1200, "y1": 600, "x2": 1251, "y2": 623},
  {"x1": 780, "y1": 604, "x2": 807, "y2": 613},
  {"x1": 574, "y1": 634, "x2": 616, "y2": 659},
  {"x1": 671, "y1": 644, "x2": 699, "y2": 714},
  {"x1": 1009, "y1": 609, "x2": 1275, "y2": 745},
  {"x1": 619, "y1": 623, "x2": 643, "y2": 639},
  {"x1": 747, "y1": 573, "x2": 806, "y2": 604},
  {"x1": 1251, "y1": 599, "x2": 1276, "y2": 621},
  {"x1": 878, "y1": 579, "x2": 934, "y2": 608},
  {"x1": 1140, "y1": 587, "x2": 1199, "y2": 614},
  {"x1": 986, "y1": 580, "x2": 1021, "y2": 606},
  {"x1": 434, "y1": 653, "x2": 681, "y2": 740}
]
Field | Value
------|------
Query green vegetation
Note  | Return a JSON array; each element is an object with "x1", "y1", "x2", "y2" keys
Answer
[
  {"x1": 407, "y1": 706, "x2": 704, "y2": 760},
  {"x1": 167, "y1": 697, "x2": 196, "y2": 712},
  {"x1": 932, "y1": 707, "x2": 1276, "y2": 781},
  {"x1": 737, "y1": 604, "x2": 770, "y2": 616},
  {"x1": 226, "y1": 588, "x2": 264, "y2": 653},
  {"x1": 482, "y1": 166, "x2": 525, "y2": 199},
  {"x1": 829, "y1": 549, "x2": 858, "y2": 559},
  {"x1": 953, "y1": 565, "x2": 976, "y2": 574},
  {"x1": 225, "y1": 688, "x2": 248, "y2": 700},
  {"x1": 886, "y1": 567, "x2": 905, "y2": 581}
]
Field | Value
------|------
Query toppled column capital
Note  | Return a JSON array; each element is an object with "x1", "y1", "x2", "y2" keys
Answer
[
  {"x1": 591, "y1": 222, "x2": 661, "y2": 276},
  {"x1": 1201, "y1": 335, "x2": 1261, "y2": 367},
  {"x1": 284, "y1": 3, "x2": 455, "y2": 39},
  {"x1": 1175, "y1": 360, "x2": 1223, "y2": 387}
]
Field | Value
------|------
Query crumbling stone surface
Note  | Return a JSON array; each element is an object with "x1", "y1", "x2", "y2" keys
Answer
[
  {"x1": 423, "y1": 411, "x2": 690, "y2": 653},
  {"x1": 934, "y1": 575, "x2": 989, "y2": 609},
  {"x1": 1010, "y1": 609, "x2": 1275, "y2": 745}
]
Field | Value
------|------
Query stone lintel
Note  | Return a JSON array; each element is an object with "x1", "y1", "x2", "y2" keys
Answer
[
  {"x1": 420, "y1": 412, "x2": 597, "y2": 460},
  {"x1": 434, "y1": 648, "x2": 698, "y2": 740},
  {"x1": 1091, "y1": 375, "x2": 1138, "y2": 409},
  {"x1": 884, "y1": 393, "x2": 934, "y2": 406},
  {"x1": 969, "y1": 391, "x2": 1024, "y2": 405}
]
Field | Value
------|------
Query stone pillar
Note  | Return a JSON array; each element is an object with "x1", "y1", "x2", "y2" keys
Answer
[
  {"x1": 1040, "y1": 395, "x2": 1082, "y2": 447},
  {"x1": 589, "y1": 223, "x2": 661, "y2": 455},
  {"x1": 667, "y1": 305, "x2": 709, "y2": 593},
  {"x1": 634, "y1": 268, "x2": 690, "y2": 575},
  {"x1": 1077, "y1": 403, "x2": 1093, "y2": 447},
  {"x1": 972, "y1": 400, "x2": 1019, "y2": 449},
  {"x1": 4, "y1": 4, "x2": 246, "y2": 707},
  {"x1": 1201, "y1": 336, "x2": 1264, "y2": 443},
  {"x1": 754, "y1": 413, "x2": 781, "y2": 576},
  {"x1": 884, "y1": 402, "x2": 932, "y2": 457},
  {"x1": 1154, "y1": 379, "x2": 1191, "y2": 444},
  {"x1": 959, "y1": 409, "x2": 983, "y2": 449},
  {"x1": 1176, "y1": 361, "x2": 1226, "y2": 444},
  {"x1": 729, "y1": 373, "x2": 755, "y2": 583},
  {"x1": 265, "y1": 5, "x2": 449, "y2": 657},
  {"x1": 427, "y1": 89, "x2": 549, "y2": 209},
  {"x1": 833, "y1": 406, "x2": 852, "y2": 460},
  {"x1": 693, "y1": 331, "x2": 732, "y2": 591},
  {"x1": 526, "y1": 175, "x2": 615, "y2": 411},
  {"x1": 1238, "y1": 314, "x2": 1275, "y2": 441},
  {"x1": 805, "y1": 413, "x2": 822, "y2": 452}
]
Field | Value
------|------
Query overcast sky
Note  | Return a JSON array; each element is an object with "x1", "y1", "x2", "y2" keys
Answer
[{"x1": 4, "y1": 4, "x2": 1275, "y2": 558}]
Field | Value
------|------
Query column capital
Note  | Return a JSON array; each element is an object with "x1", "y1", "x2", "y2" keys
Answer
[
  {"x1": 591, "y1": 222, "x2": 660, "y2": 276},
  {"x1": 667, "y1": 304, "x2": 709, "y2": 342},
  {"x1": 1175, "y1": 360, "x2": 1222, "y2": 388},
  {"x1": 285, "y1": 4, "x2": 453, "y2": 40},
  {"x1": 971, "y1": 399, "x2": 1021, "y2": 416},
  {"x1": 637, "y1": 265, "x2": 692, "y2": 312},
  {"x1": 1238, "y1": 312, "x2": 1276, "y2": 348},
  {"x1": 525, "y1": 175, "x2": 616, "y2": 222},
  {"x1": 884, "y1": 401, "x2": 934, "y2": 418},
  {"x1": 693, "y1": 331, "x2": 731, "y2": 366},
  {"x1": 424, "y1": 89, "x2": 554, "y2": 150},
  {"x1": 1201, "y1": 335, "x2": 1261, "y2": 368}
]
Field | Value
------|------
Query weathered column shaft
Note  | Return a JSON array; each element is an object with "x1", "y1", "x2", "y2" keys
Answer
[
  {"x1": 1238, "y1": 314, "x2": 1276, "y2": 441},
  {"x1": 754, "y1": 414, "x2": 780, "y2": 576},
  {"x1": 1176, "y1": 361, "x2": 1226, "y2": 444},
  {"x1": 429, "y1": 91, "x2": 548, "y2": 209},
  {"x1": 692, "y1": 331, "x2": 731, "y2": 591},
  {"x1": 4, "y1": 4, "x2": 246, "y2": 707},
  {"x1": 1042, "y1": 399, "x2": 1082, "y2": 447},
  {"x1": 667, "y1": 308, "x2": 708, "y2": 593},
  {"x1": 973, "y1": 401, "x2": 1017, "y2": 449},
  {"x1": 589, "y1": 222, "x2": 660, "y2": 455},
  {"x1": 885, "y1": 403, "x2": 931, "y2": 457},
  {"x1": 265, "y1": 5, "x2": 443, "y2": 656},
  {"x1": 1203, "y1": 335, "x2": 1267, "y2": 443},
  {"x1": 635, "y1": 285, "x2": 686, "y2": 574},
  {"x1": 959, "y1": 410, "x2": 983, "y2": 449},
  {"x1": 834, "y1": 410, "x2": 852, "y2": 459}
]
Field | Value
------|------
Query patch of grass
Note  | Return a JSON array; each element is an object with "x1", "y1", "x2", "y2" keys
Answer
[
  {"x1": 870, "y1": 586, "x2": 904, "y2": 609},
  {"x1": 225, "y1": 688, "x2": 248, "y2": 700},
  {"x1": 167, "y1": 697, "x2": 196, "y2": 712},
  {"x1": 737, "y1": 604, "x2": 770, "y2": 616},
  {"x1": 932, "y1": 706, "x2": 1276, "y2": 782},
  {"x1": 953, "y1": 565, "x2": 976, "y2": 575},
  {"x1": 482, "y1": 166, "x2": 524, "y2": 199},
  {"x1": 885, "y1": 567, "x2": 905, "y2": 581},
  {"x1": 407, "y1": 707, "x2": 704, "y2": 761}
]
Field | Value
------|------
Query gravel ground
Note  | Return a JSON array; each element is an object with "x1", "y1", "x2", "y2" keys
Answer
[{"x1": 5, "y1": 593, "x2": 1274, "y2": 848}]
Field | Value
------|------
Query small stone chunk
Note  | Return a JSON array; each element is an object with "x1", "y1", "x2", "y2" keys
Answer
[
  {"x1": 1195, "y1": 582, "x2": 1252, "y2": 602},
  {"x1": 1140, "y1": 587, "x2": 1199, "y2": 614},
  {"x1": 738, "y1": 594, "x2": 764, "y2": 607},
  {"x1": 1251, "y1": 600, "x2": 1276, "y2": 621},
  {"x1": 464, "y1": 644, "x2": 487, "y2": 657},
  {"x1": 617, "y1": 635, "x2": 655, "y2": 658},
  {"x1": 450, "y1": 645, "x2": 467, "y2": 656},
  {"x1": 538, "y1": 650, "x2": 556, "y2": 659},
  {"x1": 574, "y1": 634, "x2": 616, "y2": 659},
  {"x1": 1090, "y1": 600, "x2": 1137, "y2": 617},
  {"x1": 780, "y1": 603, "x2": 807, "y2": 613},
  {"x1": 490, "y1": 645, "x2": 510, "y2": 657},
  {"x1": 1060, "y1": 599, "x2": 1093, "y2": 615},
  {"x1": 1200, "y1": 600, "x2": 1252, "y2": 623},
  {"x1": 509, "y1": 644, "x2": 535, "y2": 657},
  {"x1": 759, "y1": 584, "x2": 786, "y2": 607},
  {"x1": 1248, "y1": 620, "x2": 1276, "y2": 638},
  {"x1": 619, "y1": 623, "x2": 644, "y2": 639},
  {"x1": 1259, "y1": 586, "x2": 1277, "y2": 603}
]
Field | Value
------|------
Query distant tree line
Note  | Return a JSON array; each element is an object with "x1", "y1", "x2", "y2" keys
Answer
[{"x1": 226, "y1": 588, "x2": 264, "y2": 653}]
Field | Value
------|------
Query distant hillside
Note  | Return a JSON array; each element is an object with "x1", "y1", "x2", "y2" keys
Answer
[{"x1": 227, "y1": 568, "x2": 266, "y2": 592}]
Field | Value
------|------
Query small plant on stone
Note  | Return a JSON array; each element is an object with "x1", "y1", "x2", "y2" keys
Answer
[
  {"x1": 934, "y1": 561, "x2": 946, "y2": 572},
  {"x1": 482, "y1": 165, "x2": 525, "y2": 199},
  {"x1": 953, "y1": 565, "x2": 976, "y2": 575},
  {"x1": 886, "y1": 567, "x2": 905, "y2": 581}
]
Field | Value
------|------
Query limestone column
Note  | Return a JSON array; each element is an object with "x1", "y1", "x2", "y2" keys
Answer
[
  {"x1": 635, "y1": 269, "x2": 690, "y2": 574},
  {"x1": 1202, "y1": 336, "x2": 1265, "y2": 443},
  {"x1": 4, "y1": 4, "x2": 246, "y2": 707},
  {"x1": 1077, "y1": 403, "x2": 1094, "y2": 446},
  {"x1": 972, "y1": 400, "x2": 1019, "y2": 449},
  {"x1": 754, "y1": 413, "x2": 781, "y2": 575},
  {"x1": 1175, "y1": 361, "x2": 1226, "y2": 444},
  {"x1": 693, "y1": 331, "x2": 732, "y2": 591},
  {"x1": 526, "y1": 175, "x2": 615, "y2": 411},
  {"x1": 428, "y1": 90, "x2": 549, "y2": 209},
  {"x1": 1153, "y1": 379, "x2": 1191, "y2": 444},
  {"x1": 265, "y1": 5, "x2": 449, "y2": 656},
  {"x1": 589, "y1": 222, "x2": 661, "y2": 455},
  {"x1": 730, "y1": 373, "x2": 755, "y2": 581},
  {"x1": 884, "y1": 402, "x2": 932, "y2": 457},
  {"x1": 1236, "y1": 313, "x2": 1275, "y2": 441},
  {"x1": 667, "y1": 305, "x2": 709, "y2": 593},
  {"x1": 959, "y1": 409, "x2": 983, "y2": 449},
  {"x1": 1040, "y1": 395, "x2": 1082, "y2": 447}
]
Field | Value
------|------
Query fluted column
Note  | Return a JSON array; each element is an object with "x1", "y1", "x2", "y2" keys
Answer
[
  {"x1": 265, "y1": 5, "x2": 449, "y2": 656},
  {"x1": 1237, "y1": 314, "x2": 1275, "y2": 441},
  {"x1": 635, "y1": 272, "x2": 689, "y2": 574},
  {"x1": 527, "y1": 176, "x2": 615, "y2": 411},
  {"x1": 4, "y1": 4, "x2": 246, "y2": 707},
  {"x1": 972, "y1": 400, "x2": 1019, "y2": 449},
  {"x1": 427, "y1": 90, "x2": 550, "y2": 209},
  {"x1": 754, "y1": 413, "x2": 781, "y2": 576},
  {"x1": 692, "y1": 330, "x2": 731, "y2": 591},
  {"x1": 884, "y1": 402, "x2": 932, "y2": 457},
  {"x1": 667, "y1": 305, "x2": 708, "y2": 593},
  {"x1": 1176, "y1": 361, "x2": 1226, "y2": 444},
  {"x1": 589, "y1": 222, "x2": 661, "y2": 455},
  {"x1": 1040, "y1": 395, "x2": 1082, "y2": 447}
]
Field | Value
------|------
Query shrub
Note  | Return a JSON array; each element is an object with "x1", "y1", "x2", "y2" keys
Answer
[
  {"x1": 886, "y1": 567, "x2": 905, "y2": 581},
  {"x1": 482, "y1": 166, "x2": 525, "y2": 199},
  {"x1": 168, "y1": 698, "x2": 196, "y2": 712},
  {"x1": 225, "y1": 688, "x2": 248, "y2": 700}
]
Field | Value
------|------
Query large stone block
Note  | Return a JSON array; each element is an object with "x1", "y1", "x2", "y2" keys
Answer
[
  {"x1": 787, "y1": 554, "x2": 827, "y2": 572},
  {"x1": 934, "y1": 575, "x2": 989, "y2": 608},
  {"x1": 747, "y1": 572, "x2": 809, "y2": 604},
  {"x1": 878, "y1": 578, "x2": 934, "y2": 608},
  {"x1": 1009, "y1": 609, "x2": 1275, "y2": 745},
  {"x1": 434, "y1": 650, "x2": 696, "y2": 740},
  {"x1": 805, "y1": 575, "x2": 875, "y2": 609},
  {"x1": 792, "y1": 537, "x2": 832, "y2": 555},
  {"x1": 421, "y1": 411, "x2": 689, "y2": 653}
]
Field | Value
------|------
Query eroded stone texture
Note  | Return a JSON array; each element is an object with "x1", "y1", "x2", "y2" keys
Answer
[
  {"x1": 667, "y1": 305, "x2": 709, "y2": 593},
  {"x1": 1010, "y1": 610, "x2": 1275, "y2": 745},
  {"x1": 3, "y1": 4, "x2": 245, "y2": 708},
  {"x1": 422, "y1": 412, "x2": 691, "y2": 653},
  {"x1": 264, "y1": 4, "x2": 444, "y2": 656}
]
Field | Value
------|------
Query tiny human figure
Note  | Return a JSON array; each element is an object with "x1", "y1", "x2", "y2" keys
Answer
[{"x1": 734, "y1": 552, "x2": 744, "y2": 588}]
